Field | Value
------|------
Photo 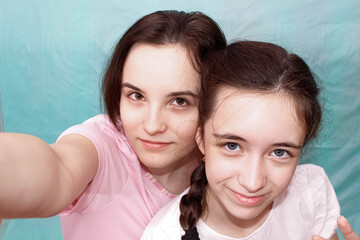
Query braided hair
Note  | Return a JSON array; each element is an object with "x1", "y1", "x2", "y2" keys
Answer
[{"x1": 179, "y1": 162, "x2": 207, "y2": 239}]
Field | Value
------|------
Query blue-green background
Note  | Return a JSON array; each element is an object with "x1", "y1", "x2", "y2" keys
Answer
[{"x1": 0, "y1": 0, "x2": 359, "y2": 239}]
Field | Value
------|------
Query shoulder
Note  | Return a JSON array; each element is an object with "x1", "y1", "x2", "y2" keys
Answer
[
  {"x1": 294, "y1": 163, "x2": 326, "y2": 177},
  {"x1": 62, "y1": 114, "x2": 123, "y2": 138},
  {"x1": 282, "y1": 164, "x2": 340, "y2": 238},
  {"x1": 58, "y1": 114, "x2": 133, "y2": 154},
  {"x1": 141, "y1": 189, "x2": 188, "y2": 239},
  {"x1": 290, "y1": 164, "x2": 335, "y2": 195},
  {"x1": 292, "y1": 164, "x2": 327, "y2": 185},
  {"x1": 289, "y1": 164, "x2": 337, "y2": 201},
  {"x1": 58, "y1": 115, "x2": 134, "y2": 215}
]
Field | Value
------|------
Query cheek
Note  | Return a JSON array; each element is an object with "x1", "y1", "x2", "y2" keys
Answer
[
  {"x1": 176, "y1": 121, "x2": 197, "y2": 140},
  {"x1": 119, "y1": 100, "x2": 140, "y2": 130},
  {"x1": 268, "y1": 168, "x2": 296, "y2": 193},
  {"x1": 172, "y1": 111, "x2": 199, "y2": 140},
  {"x1": 205, "y1": 153, "x2": 234, "y2": 186}
]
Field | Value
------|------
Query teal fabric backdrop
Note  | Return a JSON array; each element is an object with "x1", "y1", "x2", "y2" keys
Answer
[{"x1": 0, "y1": 0, "x2": 359, "y2": 239}]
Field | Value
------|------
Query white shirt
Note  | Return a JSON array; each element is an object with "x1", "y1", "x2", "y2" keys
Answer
[{"x1": 141, "y1": 164, "x2": 340, "y2": 240}]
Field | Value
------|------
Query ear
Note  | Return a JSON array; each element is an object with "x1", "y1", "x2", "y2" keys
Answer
[{"x1": 195, "y1": 127, "x2": 205, "y2": 155}]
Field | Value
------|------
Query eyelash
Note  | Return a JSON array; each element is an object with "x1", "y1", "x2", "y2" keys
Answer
[
  {"x1": 220, "y1": 142, "x2": 293, "y2": 159},
  {"x1": 171, "y1": 98, "x2": 189, "y2": 107},
  {"x1": 270, "y1": 149, "x2": 292, "y2": 158},
  {"x1": 129, "y1": 92, "x2": 145, "y2": 101},
  {"x1": 220, "y1": 142, "x2": 242, "y2": 152},
  {"x1": 128, "y1": 92, "x2": 190, "y2": 107}
]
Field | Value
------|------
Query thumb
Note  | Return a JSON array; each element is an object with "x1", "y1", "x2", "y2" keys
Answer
[
  {"x1": 338, "y1": 216, "x2": 359, "y2": 240},
  {"x1": 312, "y1": 236, "x2": 325, "y2": 240}
]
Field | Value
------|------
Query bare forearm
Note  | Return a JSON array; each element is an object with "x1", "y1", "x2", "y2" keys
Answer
[{"x1": 0, "y1": 133, "x2": 72, "y2": 218}]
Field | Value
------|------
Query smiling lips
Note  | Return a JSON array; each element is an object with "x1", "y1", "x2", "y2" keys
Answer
[
  {"x1": 141, "y1": 139, "x2": 172, "y2": 150},
  {"x1": 231, "y1": 190, "x2": 265, "y2": 206}
]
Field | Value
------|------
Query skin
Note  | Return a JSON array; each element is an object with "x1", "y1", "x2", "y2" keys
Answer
[
  {"x1": 196, "y1": 87, "x2": 334, "y2": 238},
  {"x1": 120, "y1": 43, "x2": 201, "y2": 194},
  {"x1": 0, "y1": 132, "x2": 98, "y2": 217}
]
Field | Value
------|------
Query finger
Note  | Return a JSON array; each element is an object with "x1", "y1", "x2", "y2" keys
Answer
[
  {"x1": 312, "y1": 236, "x2": 326, "y2": 240},
  {"x1": 338, "y1": 216, "x2": 359, "y2": 240}
]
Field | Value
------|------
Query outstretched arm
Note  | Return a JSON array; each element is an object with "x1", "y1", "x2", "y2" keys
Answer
[
  {"x1": 0, "y1": 133, "x2": 98, "y2": 218},
  {"x1": 312, "y1": 216, "x2": 359, "y2": 240}
]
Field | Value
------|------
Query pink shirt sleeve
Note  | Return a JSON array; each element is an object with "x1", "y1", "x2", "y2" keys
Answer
[{"x1": 57, "y1": 115, "x2": 132, "y2": 214}]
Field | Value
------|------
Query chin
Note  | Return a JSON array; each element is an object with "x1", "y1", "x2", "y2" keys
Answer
[{"x1": 140, "y1": 154, "x2": 173, "y2": 169}]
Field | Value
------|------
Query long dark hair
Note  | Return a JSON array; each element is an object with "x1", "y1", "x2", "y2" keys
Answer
[
  {"x1": 179, "y1": 41, "x2": 322, "y2": 237},
  {"x1": 101, "y1": 10, "x2": 226, "y2": 128}
]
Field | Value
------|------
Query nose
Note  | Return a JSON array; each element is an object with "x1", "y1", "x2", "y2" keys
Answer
[
  {"x1": 143, "y1": 105, "x2": 167, "y2": 135},
  {"x1": 238, "y1": 155, "x2": 267, "y2": 193}
]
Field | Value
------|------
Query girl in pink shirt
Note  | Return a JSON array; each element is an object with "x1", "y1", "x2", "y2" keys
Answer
[{"x1": 0, "y1": 10, "x2": 226, "y2": 239}]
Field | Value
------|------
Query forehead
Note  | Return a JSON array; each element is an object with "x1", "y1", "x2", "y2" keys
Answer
[
  {"x1": 122, "y1": 43, "x2": 199, "y2": 91},
  {"x1": 208, "y1": 87, "x2": 305, "y2": 143}
]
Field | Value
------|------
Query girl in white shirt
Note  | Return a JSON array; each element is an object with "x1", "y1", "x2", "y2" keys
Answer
[{"x1": 141, "y1": 40, "x2": 341, "y2": 240}]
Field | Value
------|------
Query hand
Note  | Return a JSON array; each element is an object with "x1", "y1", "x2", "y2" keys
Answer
[{"x1": 312, "y1": 216, "x2": 359, "y2": 240}]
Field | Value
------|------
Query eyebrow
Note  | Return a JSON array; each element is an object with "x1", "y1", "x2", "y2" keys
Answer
[
  {"x1": 213, "y1": 133, "x2": 302, "y2": 149},
  {"x1": 121, "y1": 82, "x2": 199, "y2": 99},
  {"x1": 272, "y1": 142, "x2": 302, "y2": 149},
  {"x1": 121, "y1": 83, "x2": 142, "y2": 92},
  {"x1": 213, "y1": 133, "x2": 246, "y2": 141},
  {"x1": 167, "y1": 91, "x2": 198, "y2": 99}
]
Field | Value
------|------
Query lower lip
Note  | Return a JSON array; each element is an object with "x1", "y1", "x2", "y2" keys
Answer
[
  {"x1": 231, "y1": 190, "x2": 264, "y2": 206},
  {"x1": 141, "y1": 140, "x2": 171, "y2": 150}
]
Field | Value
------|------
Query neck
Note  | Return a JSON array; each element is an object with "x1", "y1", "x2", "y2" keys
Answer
[{"x1": 149, "y1": 149, "x2": 202, "y2": 194}]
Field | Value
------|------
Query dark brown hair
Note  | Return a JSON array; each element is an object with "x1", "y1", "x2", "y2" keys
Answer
[
  {"x1": 179, "y1": 41, "x2": 322, "y2": 234},
  {"x1": 101, "y1": 10, "x2": 226, "y2": 127}
]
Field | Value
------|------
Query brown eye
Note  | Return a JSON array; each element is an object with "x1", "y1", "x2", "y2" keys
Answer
[
  {"x1": 130, "y1": 92, "x2": 144, "y2": 101},
  {"x1": 173, "y1": 98, "x2": 188, "y2": 106}
]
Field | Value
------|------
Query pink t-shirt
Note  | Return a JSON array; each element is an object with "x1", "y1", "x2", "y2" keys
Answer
[{"x1": 57, "y1": 114, "x2": 176, "y2": 240}]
